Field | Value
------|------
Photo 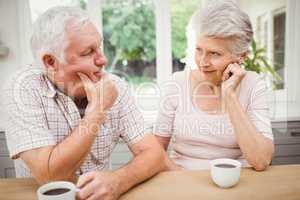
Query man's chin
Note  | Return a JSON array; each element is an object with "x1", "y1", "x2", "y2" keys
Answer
[
  {"x1": 66, "y1": 83, "x2": 87, "y2": 99},
  {"x1": 71, "y1": 89, "x2": 87, "y2": 99}
]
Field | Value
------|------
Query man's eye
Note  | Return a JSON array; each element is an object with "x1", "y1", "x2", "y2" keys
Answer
[
  {"x1": 210, "y1": 52, "x2": 221, "y2": 56},
  {"x1": 83, "y1": 49, "x2": 94, "y2": 56}
]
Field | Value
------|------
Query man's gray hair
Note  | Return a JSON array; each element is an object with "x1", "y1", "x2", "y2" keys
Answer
[
  {"x1": 185, "y1": 0, "x2": 253, "y2": 67},
  {"x1": 30, "y1": 6, "x2": 90, "y2": 66}
]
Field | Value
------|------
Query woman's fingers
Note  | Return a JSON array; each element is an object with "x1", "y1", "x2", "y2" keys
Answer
[
  {"x1": 222, "y1": 64, "x2": 233, "y2": 81},
  {"x1": 222, "y1": 63, "x2": 241, "y2": 81}
]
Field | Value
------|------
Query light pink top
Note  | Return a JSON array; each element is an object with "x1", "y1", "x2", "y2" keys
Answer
[{"x1": 154, "y1": 69, "x2": 273, "y2": 170}]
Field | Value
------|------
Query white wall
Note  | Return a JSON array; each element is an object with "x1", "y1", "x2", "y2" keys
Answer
[
  {"x1": 239, "y1": 0, "x2": 286, "y2": 22},
  {"x1": 0, "y1": 0, "x2": 33, "y2": 128},
  {"x1": 239, "y1": 0, "x2": 300, "y2": 121},
  {"x1": 1, "y1": 1, "x2": 21, "y2": 85},
  {"x1": 285, "y1": 0, "x2": 300, "y2": 120}
]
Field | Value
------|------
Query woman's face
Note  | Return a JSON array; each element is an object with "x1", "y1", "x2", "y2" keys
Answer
[{"x1": 195, "y1": 36, "x2": 238, "y2": 85}]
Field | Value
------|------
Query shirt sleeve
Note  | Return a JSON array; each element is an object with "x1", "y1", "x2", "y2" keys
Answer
[
  {"x1": 246, "y1": 75, "x2": 274, "y2": 140},
  {"x1": 3, "y1": 77, "x2": 55, "y2": 159},
  {"x1": 154, "y1": 74, "x2": 180, "y2": 138},
  {"x1": 116, "y1": 78, "x2": 148, "y2": 145}
]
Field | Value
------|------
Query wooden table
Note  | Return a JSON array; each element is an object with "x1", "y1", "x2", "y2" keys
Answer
[{"x1": 1, "y1": 165, "x2": 300, "y2": 200}]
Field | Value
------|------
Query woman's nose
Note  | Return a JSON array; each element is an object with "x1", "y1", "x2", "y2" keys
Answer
[{"x1": 199, "y1": 55, "x2": 210, "y2": 68}]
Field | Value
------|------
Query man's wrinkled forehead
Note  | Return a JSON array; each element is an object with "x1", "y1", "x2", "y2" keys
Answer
[{"x1": 65, "y1": 19, "x2": 102, "y2": 42}]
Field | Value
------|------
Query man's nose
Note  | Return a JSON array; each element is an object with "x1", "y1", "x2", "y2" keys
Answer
[{"x1": 94, "y1": 51, "x2": 107, "y2": 67}]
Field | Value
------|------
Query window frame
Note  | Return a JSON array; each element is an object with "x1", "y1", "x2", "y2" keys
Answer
[
  {"x1": 89, "y1": 0, "x2": 300, "y2": 120},
  {"x1": 87, "y1": 0, "x2": 173, "y2": 85}
]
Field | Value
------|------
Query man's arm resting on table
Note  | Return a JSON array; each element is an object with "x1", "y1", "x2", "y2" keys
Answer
[
  {"x1": 19, "y1": 111, "x2": 106, "y2": 184},
  {"x1": 113, "y1": 134, "x2": 167, "y2": 194},
  {"x1": 77, "y1": 134, "x2": 168, "y2": 200}
]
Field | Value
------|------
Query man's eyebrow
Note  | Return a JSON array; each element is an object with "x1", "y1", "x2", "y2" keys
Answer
[{"x1": 80, "y1": 44, "x2": 94, "y2": 53}]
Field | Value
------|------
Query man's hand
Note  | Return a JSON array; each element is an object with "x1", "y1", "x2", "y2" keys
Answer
[
  {"x1": 78, "y1": 72, "x2": 118, "y2": 114},
  {"x1": 77, "y1": 171, "x2": 122, "y2": 200},
  {"x1": 221, "y1": 63, "x2": 246, "y2": 98}
]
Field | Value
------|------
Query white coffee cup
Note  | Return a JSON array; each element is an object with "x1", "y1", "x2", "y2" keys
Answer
[
  {"x1": 210, "y1": 158, "x2": 241, "y2": 188},
  {"x1": 37, "y1": 181, "x2": 77, "y2": 200}
]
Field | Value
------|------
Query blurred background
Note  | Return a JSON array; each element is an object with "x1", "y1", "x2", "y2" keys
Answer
[{"x1": 0, "y1": 0, "x2": 299, "y2": 177}]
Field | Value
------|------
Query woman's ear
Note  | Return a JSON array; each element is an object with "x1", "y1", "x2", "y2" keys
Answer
[
  {"x1": 42, "y1": 54, "x2": 59, "y2": 71},
  {"x1": 241, "y1": 52, "x2": 248, "y2": 62},
  {"x1": 237, "y1": 52, "x2": 247, "y2": 65}
]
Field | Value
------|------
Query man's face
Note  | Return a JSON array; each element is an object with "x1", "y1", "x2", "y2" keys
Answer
[{"x1": 52, "y1": 21, "x2": 107, "y2": 98}]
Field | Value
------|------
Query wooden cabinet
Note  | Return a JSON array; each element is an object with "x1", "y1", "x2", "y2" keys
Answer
[
  {"x1": 109, "y1": 121, "x2": 300, "y2": 168},
  {"x1": 272, "y1": 121, "x2": 300, "y2": 165},
  {"x1": 0, "y1": 131, "x2": 15, "y2": 178}
]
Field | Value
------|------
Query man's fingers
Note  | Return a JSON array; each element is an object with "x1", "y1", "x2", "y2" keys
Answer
[
  {"x1": 77, "y1": 180, "x2": 97, "y2": 200},
  {"x1": 78, "y1": 72, "x2": 96, "y2": 102},
  {"x1": 86, "y1": 194, "x2": 98, "y2": 200},
  {"x1": 78, "y1": 72, "x2": 90, "y2": 82},
  {"x1": 77, "y1": 171, "x2": 95, "y2": 188},
  {"x1": 78, "y1": 72, "x2": 93, "y2": 89}
]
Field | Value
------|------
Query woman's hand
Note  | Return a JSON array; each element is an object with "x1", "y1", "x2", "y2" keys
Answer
[{"x1": 221, "y1": 63, "x2": 246, "y2": 98}]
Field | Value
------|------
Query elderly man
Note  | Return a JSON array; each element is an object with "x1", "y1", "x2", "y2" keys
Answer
[{"x1": 4, "y1": 6, "x2": 166, "y2": 200}]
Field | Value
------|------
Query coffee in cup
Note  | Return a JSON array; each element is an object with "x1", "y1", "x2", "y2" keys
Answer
[
  {"x1": 37, "y1": 181, "x2": 77, "y2": 200},
  {"x1": 210, "y1": 158, "x2": 241, "y2": 188}
]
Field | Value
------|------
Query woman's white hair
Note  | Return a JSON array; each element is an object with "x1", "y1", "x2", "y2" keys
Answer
[
  {"x1": 30, "y1": 6, "x2": 90, "y2": 66},
  {"x1": 185, "y1": 0, "x2": 253, "y2": 68}
]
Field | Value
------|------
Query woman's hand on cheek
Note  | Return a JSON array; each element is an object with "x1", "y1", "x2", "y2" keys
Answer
[{"x1": 221, "y1": 63, "x2": 246, "y2": 97}]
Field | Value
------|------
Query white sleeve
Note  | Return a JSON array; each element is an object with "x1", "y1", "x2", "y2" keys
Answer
[{"x1": 154, "y1": 74, "x2": 180, "y2": 138}]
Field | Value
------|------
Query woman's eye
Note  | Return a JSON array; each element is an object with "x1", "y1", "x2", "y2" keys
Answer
[{"x1": 196, "y1": 48, "x2": 203, "y2": 54}]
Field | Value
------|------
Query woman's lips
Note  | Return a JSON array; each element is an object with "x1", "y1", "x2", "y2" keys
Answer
[{"x1": 202, "y1": 70, "x2": 216, "y2": 74}]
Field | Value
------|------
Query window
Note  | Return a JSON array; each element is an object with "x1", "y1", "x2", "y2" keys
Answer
[
  {"x1": 171, "y1": 0, "x2": 201, "y2": 72},
  {"x1": 273, "y1": 10, "x2": 286, "y2": 89},
  {"x1": 102, "y1": 0, "x2": 156, "y2": 87},
  {"x1": 256, "y1": 7, "x2": 286, "y2": 90}
]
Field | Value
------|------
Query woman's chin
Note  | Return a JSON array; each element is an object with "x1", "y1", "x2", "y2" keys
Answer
[{"x1": 201, "y1": 72, "x2": 222, "y2": 85}]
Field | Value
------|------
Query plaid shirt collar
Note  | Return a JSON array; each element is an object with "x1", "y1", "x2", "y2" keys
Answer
[{"x1": 41, "y1": 74, "x2": 66, "y2": 99}]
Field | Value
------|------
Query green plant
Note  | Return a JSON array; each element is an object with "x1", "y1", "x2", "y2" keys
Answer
[{"x1": 244, "y1": 40, "x2": 282, "y2": 89}]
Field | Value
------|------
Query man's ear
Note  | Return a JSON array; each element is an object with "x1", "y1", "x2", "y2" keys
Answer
[{"x1": 42, "y1": 54, "x2": 59, "y2": 71}]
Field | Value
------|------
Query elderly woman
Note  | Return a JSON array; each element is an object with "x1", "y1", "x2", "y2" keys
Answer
[{"x1": 154, "y1": 1, "x2": 274, "y2": 171}]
